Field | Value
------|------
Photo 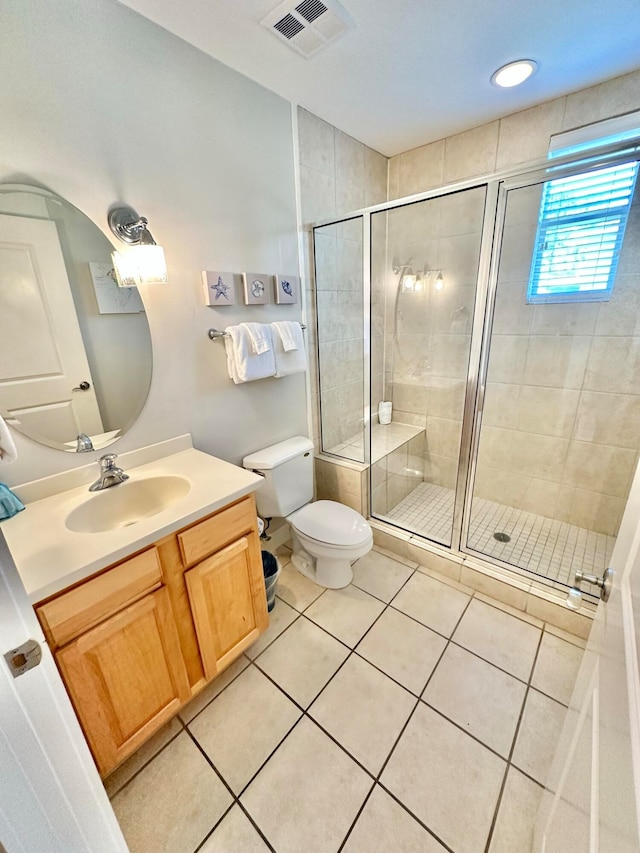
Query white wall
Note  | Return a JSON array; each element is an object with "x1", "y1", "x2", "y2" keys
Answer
[{"x1": 0, "y1": 0, "x2": 306, "y2": 485}]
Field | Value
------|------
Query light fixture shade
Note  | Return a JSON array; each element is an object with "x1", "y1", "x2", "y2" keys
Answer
[
  {"x1": 434, "y1": 271, "x2": 445, "y2": 291},
  {"x1": 491, "y1": 59, "x2": 538, "y2": 88},
  {"x1": 112, "y1": 245, "x2": 168, "y2": 287},
  {"x1": 134, "y1": 244, "x2": 168, "y2": 284},
  {"x1": 111, "y1": 250, "x2": 139, "y2": 288}
]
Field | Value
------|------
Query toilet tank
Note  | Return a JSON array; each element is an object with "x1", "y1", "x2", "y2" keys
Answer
[{"x1": 243, "y1": 436, "x2": 314, "y2": 518}]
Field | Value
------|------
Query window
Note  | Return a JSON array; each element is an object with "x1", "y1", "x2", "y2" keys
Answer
[{"x1": 527, "y1": 125, "x2": 639, "y2": 304}]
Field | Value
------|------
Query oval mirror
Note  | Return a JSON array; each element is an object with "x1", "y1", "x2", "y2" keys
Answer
[{"x1": 0, "y1": 184, "x2": 152, "y2": 452}]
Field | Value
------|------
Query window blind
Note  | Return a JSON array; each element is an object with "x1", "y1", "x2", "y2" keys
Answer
[{"x1": 528, "y1": 161, "x2": 639, "y2": 302}]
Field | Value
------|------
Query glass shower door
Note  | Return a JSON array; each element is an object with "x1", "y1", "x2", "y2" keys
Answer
[
  {"x1": 370, "y1": 186, "x2": 487, "y2": 546},
  {"x1": 465, "y1": 156, "x2": 640, "y2": 585},
  {"x1": 314, "y1": 216, "x2": 366, "y2": 463}
]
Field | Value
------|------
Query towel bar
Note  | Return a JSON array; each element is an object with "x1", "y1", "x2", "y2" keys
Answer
[{"x1": 208, "y1": 324, "x2": 306, "y2": 340}]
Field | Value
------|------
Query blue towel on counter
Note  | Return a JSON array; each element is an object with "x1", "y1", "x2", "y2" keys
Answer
[{"x1": 0, "y1": 483, "x2": 25, "y2": 520}]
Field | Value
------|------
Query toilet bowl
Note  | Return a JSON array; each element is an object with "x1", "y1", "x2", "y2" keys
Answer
[
  {"x1": 242, "y1": 436, "x2": 373, "y2": 589},
  {"x1": 288, "y1": 500, "x2": 373, "y2": 588}
]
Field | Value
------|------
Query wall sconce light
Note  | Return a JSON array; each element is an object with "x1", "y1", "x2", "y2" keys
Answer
[
  {"x1": 108, "y1": 206, "x2": 168, "y2": 287},
  {"x1": 402, "y1": 268, "x2": 417, "y2": 292},
  {"x1": 434, "y1": 271, "x2": 445, "y2": 292}
]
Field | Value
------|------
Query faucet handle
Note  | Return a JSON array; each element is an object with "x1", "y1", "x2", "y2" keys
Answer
[{"x1": 98, "y1": 453, "x2": 118, "y2": 470}]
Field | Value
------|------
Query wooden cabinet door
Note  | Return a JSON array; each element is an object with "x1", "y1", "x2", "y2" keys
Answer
[
  {"x1": 185, "y1": 536, "x2": 268, "y2": 680},
  {"x1": 56, "y1": 588, "x2": 190, "y2": 776}
]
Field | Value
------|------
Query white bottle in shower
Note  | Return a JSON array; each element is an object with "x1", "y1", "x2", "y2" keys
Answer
[{"x1": 378, "y1": 401, "x2": 392, "y2": 425}]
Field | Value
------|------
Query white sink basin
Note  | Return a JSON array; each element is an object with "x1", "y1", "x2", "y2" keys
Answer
[{"x1": 65, "y1": 476, "x2": 192, "y2": 533}]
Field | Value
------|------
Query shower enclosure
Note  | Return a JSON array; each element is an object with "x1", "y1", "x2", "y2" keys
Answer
[{"x1": 314, "y1": 139, "x2": 640, "y2": 590}]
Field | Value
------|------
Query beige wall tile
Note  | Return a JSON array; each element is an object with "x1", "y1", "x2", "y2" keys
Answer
[
  {"x1": 423, "y1": 377, "x2": 466, "y2": 420},
  {"x1": 496, "y1": 99, "x2": 566, "y2": 169},
  {"x1": 492, "y1": 283, "x2": 534, "y2": 336},
  {"x1": 439, "y1": 184, "x2": 486, "y2": 237},
  {"x1": 482, "y1": 382, "x2": 520, "y2": 430},
  {"x1": 487, "y1": 335, "x2": 529, "y2": 384},
  {"x1": 584, "y1": 337, "x2": 640, "y2": 395},
  {"x1": 336, "y1": 179, "x2": 365, "y2": 217},
  {"x1": 574, "y1": 391, "x2": 640, "y2": 450},
  {"x1": 423, "y1": 452, "x2": 458, "y2": 489},
  {"x1": 525, "y1": 595, "x2": 593, "y2": 641},
  {"x1": 407, "y1": 543, "x2": 463, "y2": 582},
  {"x1": 335, "y1": 129, "x2": 365, "y2": 187},
  {"x1": 523, "y1": 336, "x2": 590, "y2": 389},
  {"x1": 398, "y1": 140, "x2": 445, "y2": 196},
  {"x1": 497, "y1": 223, "x2": 537, "y2": 283},
  {"x1": 563, "y1": 441, "x2": 636, "y2": 498},
  {"x1": 425, "y1": 416, "x2": 462, "y2": 459},
  {"x1": 298, "y1": 107, "x2": 335, "y2": 176},
  {"x1": 595, "y1": 275, "x2": 640, "y2": 336},
  {"x1": 365, "y1": 147, "x2": 388, "y2": 206},
  {"x1": 437, "y1": 232, "x2": 484, "y2": 283},
  {"x1": 443, "y1": 121, "x2": 499, "y2": 183},
  {"x1": 300, "y1": 164, "x2": 336, "y2": 224},
  {"x1": 388, "y1": 155, "x2": 400, "y2": 199},
  {"x1": 531, "y1": 302, "x2": 599, "y2": 337},
  {"x1": 473, "y1": 464, "x2": 530, "y2": 506},
  {"x1": 372, "y1": 525, "x2": 412, "y2": 557},
  {"x1": 516, "y1": 386, "x2": 580, "y2": 438},
  {"x1": 519, "y1": 478, "x2": 560, "y2": 518},
  {"x1": 562, "y1": 69, "x2": 640, "y2": 131},
  {"x1": 459, "y1": 565, "x2": 529, "y2": 610}
]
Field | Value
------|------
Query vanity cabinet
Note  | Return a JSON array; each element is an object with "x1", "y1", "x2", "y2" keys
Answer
[{"x1": 35, "y1": 493, "x2": 267, "y2": 777}]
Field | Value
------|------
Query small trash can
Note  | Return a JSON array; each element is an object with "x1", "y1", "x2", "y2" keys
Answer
[{"x1": 262, "y1": 551, "x2": 281, "y2": 612}]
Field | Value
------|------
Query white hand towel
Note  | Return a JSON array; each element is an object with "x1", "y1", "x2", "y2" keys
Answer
[
  {"x1": 272, "y1": 321, "x2": 299, "y2": 353},
  {"x1": 0, "y1": 414, "x2": 17, "y2": 465},
  {"x1": 270, "y1": 322, "x2": 307, "y2": 377},
  {"x1": 242, "y1": 322, "x2": 272, "y2": 355},
  {"x1": 224, "y1": 324, "x2": 275, "y2": 383}
]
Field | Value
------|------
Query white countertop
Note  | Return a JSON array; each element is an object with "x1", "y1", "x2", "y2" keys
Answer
[{"x1": 2, "y1": 445, "x2": 263, "y2": 603}]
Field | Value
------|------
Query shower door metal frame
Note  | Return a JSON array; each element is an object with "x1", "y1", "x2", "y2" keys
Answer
[
  {"x1": 310, "y1": 138, "x2": 640, "y2": 581},
  {"x1": 458, "y1": 143, "x2": 640, "y2": 572}
]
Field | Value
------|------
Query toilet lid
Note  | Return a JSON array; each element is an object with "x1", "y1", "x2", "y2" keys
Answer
[{"x1": 289, "y1": 500, "x2": 371, "y2": 547}]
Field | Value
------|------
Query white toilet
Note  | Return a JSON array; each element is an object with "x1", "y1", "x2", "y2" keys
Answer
[{"x1": 243, "y1": 436, "x2": 372, "y2": 589}]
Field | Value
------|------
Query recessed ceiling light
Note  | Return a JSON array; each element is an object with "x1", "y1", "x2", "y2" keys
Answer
[{"x1": 491, "y1": 59, "x2": 538, "y2": 88}]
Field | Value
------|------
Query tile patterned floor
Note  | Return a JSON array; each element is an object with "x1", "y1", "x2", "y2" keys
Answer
[
  {"x1": 107, "y1": 546, "x2": 586, "y2": 853},
  {"x1": 384, "y1": 481, "x2": 615, "y2": 586}
]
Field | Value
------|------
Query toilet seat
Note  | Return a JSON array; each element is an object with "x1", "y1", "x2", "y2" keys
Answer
[{"x1": 288, "y1": 500, "x2": 371, "y2": 548}]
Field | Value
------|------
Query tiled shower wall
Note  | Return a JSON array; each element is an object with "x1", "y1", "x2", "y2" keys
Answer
[
  {"x1": 475, "y1": 180, "x2": 640, "y2": 536},
  {"x1": 299, "y1": 69, "x2": 640, "y2": 533},
  {"x1": 297, "y1": 107, "x2": 388, "y2": 452},
  {"x1": 383, "y1": 68, "x2": 640, "y2": 536},
  {"x1": 379, "y1": 186, "x2": 487, "y2": 493}
]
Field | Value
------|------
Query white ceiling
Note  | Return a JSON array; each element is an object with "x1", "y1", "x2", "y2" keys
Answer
[{"x1": 117, "y1": 0, "x2": 640, "y2": 156}]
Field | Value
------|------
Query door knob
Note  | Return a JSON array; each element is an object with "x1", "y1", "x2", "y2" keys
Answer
[
  {"x1": 72, "y1": 381, "x2": 91, "y2": 391},
  {"x1": 566, "y1": 567, "x2": 613, "y2": 610}
]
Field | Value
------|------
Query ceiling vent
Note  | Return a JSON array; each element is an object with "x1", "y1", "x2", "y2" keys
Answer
[{"x1": 261, "y1": 0, "x2": 354, "y2": 58}]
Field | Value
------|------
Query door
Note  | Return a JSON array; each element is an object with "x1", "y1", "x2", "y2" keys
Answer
[
  {"x1": 57, "y1": 589, "x2": 191, "y2": 776},
  {"x1": 534, "y1": 458, "x2": 640, "y2": 851},
  {"x1": 0, "y1": 532, "x2": 127, "y2": 852},
  {"x1": 186, "y1": 537, "x2": 268, "y2": 680},
  {"x1": 0, "y1": 213, "x2": 103, "y2": 442}
]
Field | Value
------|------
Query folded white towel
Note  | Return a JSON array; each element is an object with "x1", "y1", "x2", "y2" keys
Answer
[
  {"x1": 224, "y1": 324, "x2": 275, "y2": 383},
  {"x1": 242, "y1": 322, "x2": 272, "y2": 355},
  {"x1": 270, "y1": 322, "x2": 307, "y2": 377},
  {"x1": 0, "y1": 414, "x2": 17, "y2": 465},
  {"x1": 272, "y1": 321, "x2": 299, "y2": 353}
]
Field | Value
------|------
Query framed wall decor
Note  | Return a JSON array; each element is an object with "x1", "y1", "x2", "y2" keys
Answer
[
  {"x1": 274, "y1": 274, "x2": 300, "y2": 305},
  {"x1": 89, "y1": 261, "x2": 145, "y2": 314},
  {"x1": 201, "y1": 271, "x2": 238, "y2": 306},
  {"x1": 242, "y1": 272, "x2": 271, "y2": 305}
]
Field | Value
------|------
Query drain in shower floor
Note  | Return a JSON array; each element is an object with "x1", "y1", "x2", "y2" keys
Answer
[{"x1": 493, "y1": 532, "x2": 511, "y2": 543}]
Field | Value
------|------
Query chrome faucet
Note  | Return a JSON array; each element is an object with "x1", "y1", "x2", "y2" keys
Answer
[
  {"x1": 89, "y1": 454, "x2": 129, "y2": 492},
  {"x1": 75, "y1": 433, "x2": 94, "y2": 453}
]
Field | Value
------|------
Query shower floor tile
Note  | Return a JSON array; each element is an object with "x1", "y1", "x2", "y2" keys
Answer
[{"x1": 384, "y1": 481, "x2": 615, "y2": 586}]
